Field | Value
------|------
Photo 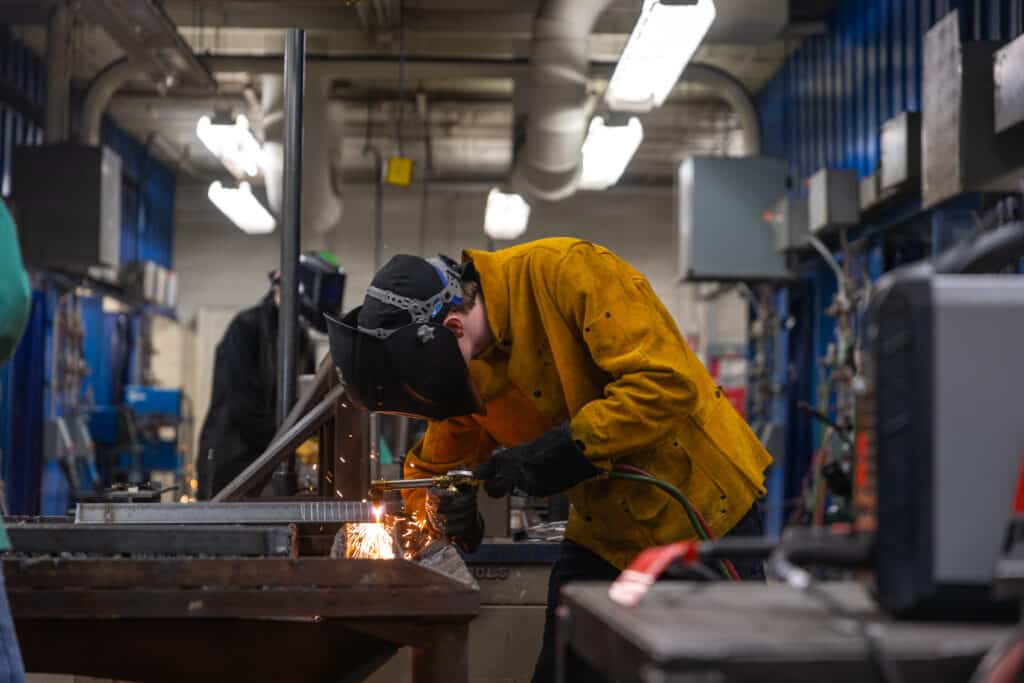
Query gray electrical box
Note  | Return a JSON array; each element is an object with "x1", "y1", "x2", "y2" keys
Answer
[
  {"x1": 922, "y1": 11, "x2": 1024, "y2": 209},
  {"x1": 768, "y1": 195, "x2": 809, "y2": 253},
  {"x1": 860, "y1": 172, "x2": 880, "y2": 211},
  {"x1": 880, "y1": 112, "x2": 922, "y2": 191},
  {"x1": 677, "y1": 156, "x2": 789, "y2": 281},
  {"x1": 808, "y1": 168, "x2": 860, "y2": 235},
  {"x1": 995, "y1": 31, "x2": 1024, "y2": 133},
  {"x1": 13, "y1": 143, "x2": 122, "y2": 271}
]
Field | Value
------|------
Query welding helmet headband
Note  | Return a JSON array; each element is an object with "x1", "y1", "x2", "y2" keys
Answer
[{"x1": 325, "y1": 254, "x2": 484, "y2": 420}]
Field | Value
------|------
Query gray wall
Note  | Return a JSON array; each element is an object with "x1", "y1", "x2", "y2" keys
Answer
[{"x1": 173, "y1": 181, "x2": 747, "y2": 350}]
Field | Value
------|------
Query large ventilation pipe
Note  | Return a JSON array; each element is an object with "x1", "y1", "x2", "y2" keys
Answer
[
  {"x1": 261, "y1": 74, "x2": 342, "y2": 234},
  {"x1": 45, "y1": 1, "x2": 71, "y2": 143},
  {"x1": 511, "y1": 0, "x2": 615, "y2": 202},
  {"x1": 684, "y1": 62, "x2": 761, "y2": 156},
  {"x1": 80, "y1": 58, "x2": 141, "y2": 146}
]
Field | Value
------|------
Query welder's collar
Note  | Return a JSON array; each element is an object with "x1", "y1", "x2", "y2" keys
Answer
[{"x1": 462, "y1": 248, "x2": 511, "y2": 350}]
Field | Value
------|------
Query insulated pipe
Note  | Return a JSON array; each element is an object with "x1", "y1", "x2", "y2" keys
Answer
[
  {"x1": 45, "y1": 1, "x2": 71, "y2": 143},
  {"x1": 511, "y1": 0, "x2": 615, "y2": 202},
  {"x1": 261, "y1": 74, "x2": 342, "y2": 232},
  {"x1": 684, "y1": 62, "x2": 761, "y2": 156},
  {"x1": 273, "y1": 28, "x2": 306, "y2": 497},
  {"x1": 80, "y1": 59, "x2": 140, "y2": 146}
]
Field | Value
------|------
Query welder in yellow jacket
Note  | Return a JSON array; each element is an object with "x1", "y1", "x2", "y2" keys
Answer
[{"x1": 327, "y1": 237, "x2": 772, "y2": 682}]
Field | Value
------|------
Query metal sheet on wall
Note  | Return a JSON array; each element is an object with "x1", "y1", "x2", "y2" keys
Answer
[
  {"x1": 995, "y1": 32, "x2": 1024, "y2": 134},
  {"x1": 757, "y1": 0, "x2": 1024, "y2": 191}
]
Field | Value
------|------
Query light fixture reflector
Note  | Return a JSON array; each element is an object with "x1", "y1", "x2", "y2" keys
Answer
[
  {"x1": 196, "y1": 114, "x2": 263, "y2": 178},
  {"x1": 605, "y1": 0, "x2": 717, "y2": 113},
  {"x1": 208, "y1": 180, "x2": 276, "y2": 234},
  {"x1": 580, "y1": 116, "x2": 644, "y2": 190}
]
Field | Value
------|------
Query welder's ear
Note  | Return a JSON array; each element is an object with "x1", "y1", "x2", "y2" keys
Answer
[{"x1": 443, "y1": 314, "x2": 465, "y2": 338}]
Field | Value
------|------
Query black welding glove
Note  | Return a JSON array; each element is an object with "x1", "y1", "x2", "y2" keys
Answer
[
  {"x1": 472, "y1": 423, "x2": 602, "y2": 499},
  {"x1": 425, "y1": 486, "x2": 485, "y2": 553}
]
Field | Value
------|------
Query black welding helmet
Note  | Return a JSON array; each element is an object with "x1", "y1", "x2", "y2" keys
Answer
[
  {"x1": 325, "y1": 254, "x2": 485, "y2": 421},
  {"x1": 271, "y1": 251, "x2": 346, "y2": 332}
]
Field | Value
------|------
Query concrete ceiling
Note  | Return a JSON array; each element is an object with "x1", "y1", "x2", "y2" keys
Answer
[{"x1": 5, "y1": 0, "x2": 813, "y2": 186}]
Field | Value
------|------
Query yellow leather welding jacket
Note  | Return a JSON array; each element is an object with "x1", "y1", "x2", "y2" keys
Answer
[{"x1": 403, "y1": 238, "x2": 772, "y2": 570}]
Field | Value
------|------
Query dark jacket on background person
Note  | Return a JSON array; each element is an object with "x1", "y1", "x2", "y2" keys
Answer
[{"x1": 197, "y1": 292, "x2": 314, "y2": 498}]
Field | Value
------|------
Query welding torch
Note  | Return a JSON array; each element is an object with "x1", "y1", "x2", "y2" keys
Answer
[{"x1": 368, "y1": 469, "x2": 478, "y2": 504}]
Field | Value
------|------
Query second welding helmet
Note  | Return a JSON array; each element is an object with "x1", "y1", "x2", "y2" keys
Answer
[
  {"x1": 325, "y1": 254, "x2": 485, "y2": 421},
  {"x1": 270, "y1": 251, "x2": 346, "y2": 332}
]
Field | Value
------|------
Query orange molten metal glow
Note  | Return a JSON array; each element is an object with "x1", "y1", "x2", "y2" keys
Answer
[{"x1": 344, "y1": 505, "x2": 394, "y2": 559}]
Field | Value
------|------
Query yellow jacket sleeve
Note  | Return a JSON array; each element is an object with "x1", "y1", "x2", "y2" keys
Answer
[
  {"x1": 554, "y1": 243, "x2": 700, "y2": 467},
  {"x1": 401, "y1": 415, "x2": 496, "y2": 516}
]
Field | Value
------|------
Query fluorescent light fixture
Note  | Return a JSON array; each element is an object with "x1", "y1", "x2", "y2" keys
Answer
[
  {"x1": 208, "y1": 181, "x2": 276, "y2": 234},
  {"x1": 196, "y1": 114, "x2": 262, "y2": 178},
  {"x1": 605, "y1": 0, "x2": 717, "y2": 113},
  {"x1": 580, "y1": 116, "x2": 644, "y2": 190},
  {"x1": 484, "y1": 189, "x2": 530, "y2": 241}
]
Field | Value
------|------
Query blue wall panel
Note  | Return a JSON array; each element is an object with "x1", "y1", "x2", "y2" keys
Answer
[
  {"x1": 101, "y1": 118, "x2": 176, "y2": 269},
  {"x1": 759, "y1": 0, "x2": 1024, "y2": 186},
  {"x1": 0, "y1": 25, "x2": 177, "y2": 513},
  {"x1": 755, "y1": 0, "x2": 1024, "y2": 530}
]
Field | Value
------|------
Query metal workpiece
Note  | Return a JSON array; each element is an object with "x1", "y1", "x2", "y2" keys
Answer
[
  {"x1": 213, "y1": 382, "x2": 346, "y2": 502},
  {"x1": 4, "y1": 523, "x2": 296, "y2": 557},
  {"x1": 75, "y1": 500, "x2": 375, "y2": 525}
]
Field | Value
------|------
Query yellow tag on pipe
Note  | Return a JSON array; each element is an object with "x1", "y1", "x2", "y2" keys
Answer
[{"x1": 385, "y1": 157, "x2": 414, "y2": 187}]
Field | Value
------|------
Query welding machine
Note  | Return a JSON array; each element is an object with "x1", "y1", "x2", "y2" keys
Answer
[{"x1": 859, "y1": 265, "x2": 1024, "y2": 619}]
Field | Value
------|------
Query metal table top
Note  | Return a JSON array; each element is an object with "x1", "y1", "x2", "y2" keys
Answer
[{"x1": 559, "y1": 581, "x2": 1014, "y2": 683}]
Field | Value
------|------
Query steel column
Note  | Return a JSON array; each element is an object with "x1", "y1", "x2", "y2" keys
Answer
[
  {"x1": 274, "y1": 28, "x2": 306, "y2": 496},
  {"x1": 44, "y1": 1, "x2": 70, "y2": 143}
]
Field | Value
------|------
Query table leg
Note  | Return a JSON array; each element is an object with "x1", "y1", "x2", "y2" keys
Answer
[{"x1": 412, "y1": 622, "x2": 469, "y2": 683}]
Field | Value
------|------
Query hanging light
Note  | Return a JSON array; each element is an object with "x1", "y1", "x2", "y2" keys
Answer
[
  {"x1": 605, "y1": 0, "x2": 717, "y2": 113},
  {"x1": 207, "y1": 181, "x2": 276, "y2": 234},
  {"x1": 483, "y1": 189, "x2": 531, "y2": 241},
  {"x1": 580, "y1": 116, "x2": 644, "y2": 191},
  {"x1": 196, "y1": 113, "x2": 263, "y2": 178}
]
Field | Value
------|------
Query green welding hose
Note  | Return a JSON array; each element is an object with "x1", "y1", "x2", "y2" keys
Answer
[{"x1": 608, "y1": 471, "x2": 735, "y2": 581}]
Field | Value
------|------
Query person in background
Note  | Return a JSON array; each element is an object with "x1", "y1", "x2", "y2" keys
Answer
[
  {"x1": 0, "y1": 196, "x2": 32, "y2": 682},
  {"x1": 197, "y1": 251, "x2": 345, "y2": 499},
  {"x1": 328, "y1": 238, "x2": 772, "y2": 682}
]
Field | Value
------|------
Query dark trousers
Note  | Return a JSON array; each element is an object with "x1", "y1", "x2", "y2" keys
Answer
[{"x1": 532, "y1": 503, "x2": 766, "y2": 683}]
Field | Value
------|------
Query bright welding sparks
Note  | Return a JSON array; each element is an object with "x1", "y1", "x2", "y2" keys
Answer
[
  {"x1": 343, "y1": 505, "x2": 394, "y2": 559},
  {"x1": 345, "y1": 522, "x2": 395, "y2": 559}
]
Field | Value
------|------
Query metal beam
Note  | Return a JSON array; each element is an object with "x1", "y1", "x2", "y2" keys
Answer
[
  {"x1": 214, "y1": 372, "x2": 342, "y2": 502},
  {"x1": 273, "y1": 28, "x2": 306, "y2": 497},
  {"x1": 203, "y1": 55, "x2": 529, "y2": 79},
  {"x1": 5, "y1": 524, "x2": 296, "y2": 557},
  {"x1": 74, "y1": 500, "x2": 374, "y2": 524}
]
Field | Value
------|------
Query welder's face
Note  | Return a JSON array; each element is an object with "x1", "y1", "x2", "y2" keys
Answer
[
  {"x1": 443, "y1": 311, "x2": 475, "y2": 363},
  {"x1": 443, "y1": 300, "x2": 491, "y2": 363}
]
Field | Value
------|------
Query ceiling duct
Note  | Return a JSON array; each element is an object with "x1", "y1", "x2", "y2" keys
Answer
[
  {"x1": 511, "y1": 0, "x2": 614, "y2": 202},
  {"x1": 78, "y1": 0, "x2": 214, "y2": 91},
  {"x1": 261, "y1": 74, "x2": 342, "y2": 234}
]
